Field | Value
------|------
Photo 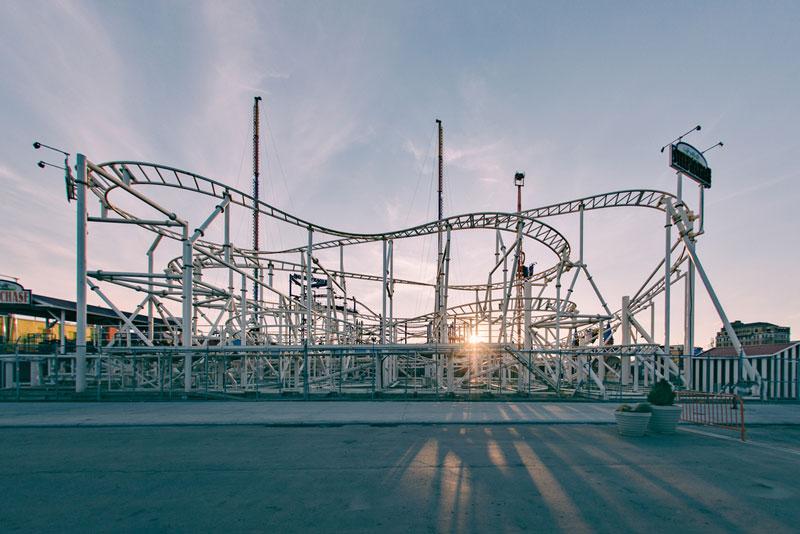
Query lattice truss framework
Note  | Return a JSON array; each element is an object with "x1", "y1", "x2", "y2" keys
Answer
[{"x1": 63, "y1": 158, "x2": 758, "y2": 398}]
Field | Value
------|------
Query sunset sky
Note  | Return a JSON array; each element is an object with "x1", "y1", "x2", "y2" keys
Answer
[{"x1": 1, "y1": 1, "x2": 798, "y2": 347}]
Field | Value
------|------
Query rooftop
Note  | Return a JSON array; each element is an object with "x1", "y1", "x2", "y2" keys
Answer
[
  {"x1": 726, "y1": 320, "x2": 789, "y2": 329},
  {"x1": 699, "y1": 342, "x2": 799, "y2": 358}
]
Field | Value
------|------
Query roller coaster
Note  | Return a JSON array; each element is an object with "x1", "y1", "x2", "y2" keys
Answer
[{"x1": 22, "y1": 128, "x2": 759, "y2": 400}]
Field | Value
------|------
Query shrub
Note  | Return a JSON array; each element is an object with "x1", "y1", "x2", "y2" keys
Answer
[
  {"x1": 647, "y1": 379, "x2": 676, "y2": 406},
  {"x1": 617, "y1": 403, "x2": 651, "y2": 413}
]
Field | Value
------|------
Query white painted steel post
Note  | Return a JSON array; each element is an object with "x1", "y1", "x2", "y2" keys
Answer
[
  {"x1": 379, "y1": 238, "x2": 388, "y2": 388},
  {"x1": 75, "y1": 154, "x2": 88, "y2": 393},
  {"x1": 389, "y1": 240, "x2": 394, "y2": 344},
  {"x1": 665, "y1": 198, "x2": 753, "y2": 385},
  {"x1": 699, "y1": 187, "x2": 705, "y2": 234},
  {"x1": 490, "y1": 232, "x2": 500, "y2": 343},
  {"x1": 381, "y1": 238, "x2": 387, "y2": 344},
  {"x1": 442, "y1": 226, "x2": 451, "y2": 341},
  {"x1": 443, "y1": 226, "x2": 453, "y2": 391},
  {"x1": 474, "y1": 289, "x2": 480, "y2": 341},
  {"x1": 649, "y1": 302, "x2": 655, "y2": 386},
  {"x1": 389, "y1": 240, "x2": 395, "y2": 379},
  {"x1": 305, "y1": 227, "x2": 313, "y2": 396},
  {"x1": 340, "y1": 244, "x2": 347, "y2": 342},
  {"x1": 240, "y1": 273, "x2": 248, "y2": 346},
  {"x1": 685, "y1": 244, "x2": 695, "y2": 386},
  {"x1": 268, "y1": 262, "x2": 274, "y2": 289},
  {"x1": 663, "y1": 205, "x2": 672, "y2": 381},
  {"x1": 306, "y1": 227, "x2": 313, "y2": 345},
  {"x1": 181, "y1": 223, "x2": 194, "y2": 392},
  {"x1": 621, "y1": 296, "x2": 631, "y2": 385},
  {"x1": 521, "y1": 279, "x2": 532, "y2": 391},
  {"x1": 225, "y1": 208, "x2": 235, "y2": 346},
  {"x1": 597, "y1": 318, "x2": 605, "y2": 384},
  {"x1": 146, "y1": 234, "x2": 162, "y2": 343},
  {"x1": 224, "y1": 198, "x2": 234, "y2": 326},
  {"x1": 554, "y1": 259, "x2": 564, "y2": 394},
  {"x1": 59, "y1": 310, "x2": 66, "y2": 356}
]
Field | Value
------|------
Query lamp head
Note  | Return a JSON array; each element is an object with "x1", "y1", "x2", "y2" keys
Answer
[
  {"x1": 37, "y1": 161, "x2": 45, "y2": 168},
  {"x1": 514, "y1": 172, "x2": 525, "y2": 187},
  {"x1": 33, "y1": 141, "x2": 42, "y2": 149}
]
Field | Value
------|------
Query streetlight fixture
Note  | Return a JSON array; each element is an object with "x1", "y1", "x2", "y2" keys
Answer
[
  {"x1": 33, "y1": 140, "x2": 75, "y2": 201},
  {"x1": 514, "y1": 172, "x2": 525, "y2": 212}
]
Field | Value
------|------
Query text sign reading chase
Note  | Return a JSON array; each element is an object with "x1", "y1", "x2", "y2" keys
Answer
[
  {"x1": 0, "y1": 280, "x2": 31, "y2": 305},
  {"x1": 670, "y1": 142, "x2": 711, "y2": 188}
]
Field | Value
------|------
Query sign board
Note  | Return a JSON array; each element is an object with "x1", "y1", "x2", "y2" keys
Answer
[
  {"x1": 670, "y1": 142, "x2": 711, "y2": 188},
  {"x1": 0, "y1": 280, "x2": 32, "y2": 305}
]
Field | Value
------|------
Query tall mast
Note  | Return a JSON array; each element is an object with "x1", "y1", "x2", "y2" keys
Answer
[
  {"x1": 437, "y1": 119, "x2": 443, "y2": 226},
  {"x1": 435, "y1": 119, "x2": 444, "y2": 341},
  {"x1": 252, "y1": 96, "x2": 262, "y2": 303}
]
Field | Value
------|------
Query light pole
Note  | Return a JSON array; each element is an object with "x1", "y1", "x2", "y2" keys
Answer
[{"x1": 514, "y1": 172, "x2": 525, "y2": 348}]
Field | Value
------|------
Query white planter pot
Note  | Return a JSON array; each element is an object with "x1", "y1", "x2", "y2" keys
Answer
[
  {"x1": 615, "y1": 411, "x2": 651, "y2": 437},
  {"x1": 648, "y1": 405, "x2": 681, "y2": 433}
]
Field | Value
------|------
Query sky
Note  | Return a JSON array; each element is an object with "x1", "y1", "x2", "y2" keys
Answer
[{"x1": 1, "y1": 0, "x2": 798, "y2": 348}]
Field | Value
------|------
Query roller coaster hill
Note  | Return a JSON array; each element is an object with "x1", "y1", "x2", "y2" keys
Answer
[{"x1": 4, "y1": 131, "x2": 778, "y2": 401}]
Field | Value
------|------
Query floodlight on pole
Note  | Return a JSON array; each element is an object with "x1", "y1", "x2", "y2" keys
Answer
[
  {"x1": 33, "y1": 141, "x2": 69, "y2": 157},
  {"x1": 701, "y1": 141, "x2": 724, "y2": 155},
  {"x1": 33, "y1": 140, "x2": 76, "y2": 201},
  {"x1": 660, "y1": 125, "x2": 701, "y2": 153},
  {"x1": 37, "y1": 160, "x2": 63, "y2": 170}
]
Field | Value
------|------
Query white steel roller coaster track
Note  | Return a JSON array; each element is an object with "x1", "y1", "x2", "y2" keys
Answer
[{"x1": 57, "y1": 157, "x2": 757, "y2": 399}]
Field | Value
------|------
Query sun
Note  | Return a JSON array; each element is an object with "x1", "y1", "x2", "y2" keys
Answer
[{"x1": 468, "y1": 334, "x2": 481, "y2": 344}]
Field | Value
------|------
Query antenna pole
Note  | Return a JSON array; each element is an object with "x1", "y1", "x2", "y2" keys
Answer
[
  {"x1": 435, "y1": 119, "x2": 444, "y2": 342},
  {"x1": 252, "y1": 96, "x2": 262, "y2": 304}
]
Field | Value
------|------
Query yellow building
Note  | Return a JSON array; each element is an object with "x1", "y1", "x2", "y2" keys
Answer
[{"x1": 0, "y1": 316, "x2": 94, "y2": 345}]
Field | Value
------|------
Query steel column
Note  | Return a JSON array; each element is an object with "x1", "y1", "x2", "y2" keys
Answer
[{"x1": 75, "y1": 154, "x2": 88, "y2": 393}]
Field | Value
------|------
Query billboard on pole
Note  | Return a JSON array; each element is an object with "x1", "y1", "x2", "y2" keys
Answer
[{"x1": 670, "y1": 142, "x2": 711, "y2": 188}]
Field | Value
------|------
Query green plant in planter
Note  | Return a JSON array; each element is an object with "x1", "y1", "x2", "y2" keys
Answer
[
  {"x1": 617, "y1": 403, "x2": 651, "y2": 413},
  {"x1": 647, "y1": 379, "x2": 676, "y2": 406}
]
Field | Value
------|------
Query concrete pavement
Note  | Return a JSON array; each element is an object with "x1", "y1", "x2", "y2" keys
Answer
[
  {"x1": 0, "y1": 401, "x2": 797, "y2": 427},
  {"x1": 2, "y1": 424, "x2": 800, "y2": 532}
]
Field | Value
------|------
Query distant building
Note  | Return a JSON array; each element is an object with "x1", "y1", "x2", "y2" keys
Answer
[
  {"x1": 715, "y1": 321, "x2": 790, "y2": 348},
  {"x1": 668, "y1": 345, "x2": 702, "y2": 356}
]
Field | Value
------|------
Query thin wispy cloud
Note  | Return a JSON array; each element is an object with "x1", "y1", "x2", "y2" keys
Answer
[{"x1": 1, "y1": 1, "x2": 798, "y2": 343}]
